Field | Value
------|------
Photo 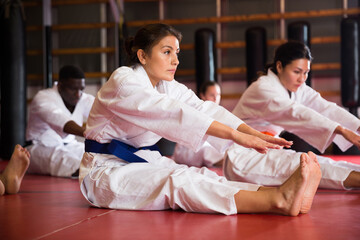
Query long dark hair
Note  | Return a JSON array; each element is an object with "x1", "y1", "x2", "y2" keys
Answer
[
  {"x1": 265, "y1": 41, "x2": 313, "y2": 75},
  {"x1": 124, "y1": 23, "x2": 183, "y2": 65}
]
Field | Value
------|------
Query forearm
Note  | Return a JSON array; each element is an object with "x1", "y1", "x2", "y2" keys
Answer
[
  {"x1": 334, "y1": 124, "x2": 360, "y2": 149},
  {"x1": 63, "y1": 120, "x2": 85, "y2": 137},
  {"x1": 334, "y1": 125, "x2": 353, "y2": 138},
  {"x1": 206, "y1": 121, "x2": 237, "y2": 141},
  {"x1": 236, "y1": 123, "x2": 264, "y2": 138},
  {"x1": 334, "y1": 125, "x2": 344, "y2": 134},
  {"x1": 206, "y1": 121, "x2": 281, "y2": 154}
]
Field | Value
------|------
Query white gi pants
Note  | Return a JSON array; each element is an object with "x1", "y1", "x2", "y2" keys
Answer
[
  {"x1": 26, "y1": 141, "x2": 84, "y2": 177},
  {"x1": 79, "y1": 150, "x2": 261, "y2": 215},
  {"x1": 224, "y1": 144, "x2": 360, "y2": 190}
]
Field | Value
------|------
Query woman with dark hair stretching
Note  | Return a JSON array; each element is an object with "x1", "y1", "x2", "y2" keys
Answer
[
  {"x1": 226, "y1": 41, "x2": 360, "y2": 189},
  {"x1": 79, "y1": 24, "x2": 321, "y2": 216}
]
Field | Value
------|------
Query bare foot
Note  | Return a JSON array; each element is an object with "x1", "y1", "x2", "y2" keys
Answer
[
  {"x1": 0, "y1": 145, "x2": 30, "y2": 195},
  {"x1": 300, "y1": 151, "x2": 322, "y2": 214},
  {"x1": 236, "y1": 153, "x2": 320, "y2": 216},
  {"x1": 274, "y1": 153, "x2": 310, "y2": 216}
]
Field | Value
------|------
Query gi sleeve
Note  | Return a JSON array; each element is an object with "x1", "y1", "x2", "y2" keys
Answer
[
  {"x1": 98, "y1": 69, "x2": 214, "y2": 152},
  {"x1": 297, "y1": 85, "x2": 360, "y2": 151},
  {"x1": 31, "y1": 91, "x2": 71, "y2": 135},
  {"x1": 239, "y1": 81, "x2": 339, "y2": 153}
]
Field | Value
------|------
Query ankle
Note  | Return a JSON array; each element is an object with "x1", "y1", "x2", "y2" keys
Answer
[{"x1": 344, "y1": 171, "x2": 360, "y2": 189}]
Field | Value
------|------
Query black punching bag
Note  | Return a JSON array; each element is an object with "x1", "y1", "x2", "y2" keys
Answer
[
  {"x1": 195, "y1": 28, "x2": 217, "y2": 95},
  {"x1": 43, "y1": 0, "x2": 52, "y2": 88},
  {"x1": 334, "y1": 17, "x2": 360, "y2": 155},
  {"x1": 119, "y1": 22, "x2": 128, "y2": 67},
  {"x1": 288, "y1": 21, "x2": 312, "y2": 86},
  {"x1": 341, "y1": 17, "x2": 359, "y2": 116},
  {"x1": 0, "y1": 0, "x2": 27, "y2": 159},
  {"x1": 245, "y1": 26, "x2": 267, "y2": 86}
]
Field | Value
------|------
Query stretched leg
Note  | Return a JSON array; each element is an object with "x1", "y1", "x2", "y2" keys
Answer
[
  {"x1": 0, "y1": 145, "x2": 30, "y2": 195},
  {"x1": 225, "y1": 145, "x2": 353, "y2": 190},
  {"x1": 234, "y1": 153, "x2": 320, "y2": 216}
]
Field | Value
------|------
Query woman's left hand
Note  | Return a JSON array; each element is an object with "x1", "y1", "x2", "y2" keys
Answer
[
  {"x1": 259, "y1": 134, "x2": 293, "y2": 149},
  {"x1": 236, "y1": 123, "x2": 293, "y2": 149}
]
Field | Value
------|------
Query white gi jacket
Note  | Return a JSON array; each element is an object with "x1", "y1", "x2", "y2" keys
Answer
[
  {"x1": 232, "y1": 69, "x2": 360, "y2": 153},
  {"x1": 26, "y1": 83, "x2": 95, "y2": 177},
  {"x1": 80, "y1": 65, "x2": 260, "y2": 215}
]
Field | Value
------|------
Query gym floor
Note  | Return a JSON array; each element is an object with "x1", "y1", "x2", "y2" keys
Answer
[{"x1": 0, "y1": 156, "x2": 359, "y2": 240}]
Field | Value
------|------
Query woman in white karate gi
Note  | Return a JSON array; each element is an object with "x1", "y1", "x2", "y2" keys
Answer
[
  {"x1": 227, "y1": 41, "x2": 360, "y2": 189},
  {"x1": 79, "y1": 24, "x2": 321, "y2": 216}
]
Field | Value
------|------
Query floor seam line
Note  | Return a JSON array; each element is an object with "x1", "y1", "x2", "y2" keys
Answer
[{"x1": 32, "y1": 209, "x2": 117, "y2": 240}]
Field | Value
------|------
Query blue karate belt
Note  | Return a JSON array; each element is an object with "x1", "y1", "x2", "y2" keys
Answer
[{"x1": 84, "y1": 139, "x2": 160, "y2": 163}]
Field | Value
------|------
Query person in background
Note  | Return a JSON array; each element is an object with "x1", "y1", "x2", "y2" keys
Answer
[
  {"x1": 25, "y1": 65, "x2": 95, "y2": 178},
  {"x1": 0, "y1": 144, "x2": 30, "y2": 195},
  {"x1": 199, "y1": 81, "x2": 221, "y2": 105},
  {"x1": 172, "y1": 81, "x2": 224, "y2": 167},
  {"x1": 225, "y1": 41, "x2": 360, "y2": 189},
  {"x1": 79, "y1": 23, "x2": 321, "y2": 216}
]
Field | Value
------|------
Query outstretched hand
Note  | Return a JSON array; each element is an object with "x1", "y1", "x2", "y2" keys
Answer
[
  {"x1": 235, "y1": 123, "x2": 292, "y2": 151},
  {"x1": 206, "y1": 121, "x2": 285, "y2": 154},
  {"x1": 259, "y1": 134, "x2": 293, "y2": 149},
  {"x1": 233, "y1": 131, "x2": 282, "y2": 154}
]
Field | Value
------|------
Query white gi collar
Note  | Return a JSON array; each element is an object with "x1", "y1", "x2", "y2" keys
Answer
[
  {"x1": 133, "y1": 64, "x2": 156, "y2": 89},
  {"x1": 132, "y1": 64, "x2": 169, "y2": 92},
  {"x1": 267, "y1": 69, "x2": 294, "y2": 99}
]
